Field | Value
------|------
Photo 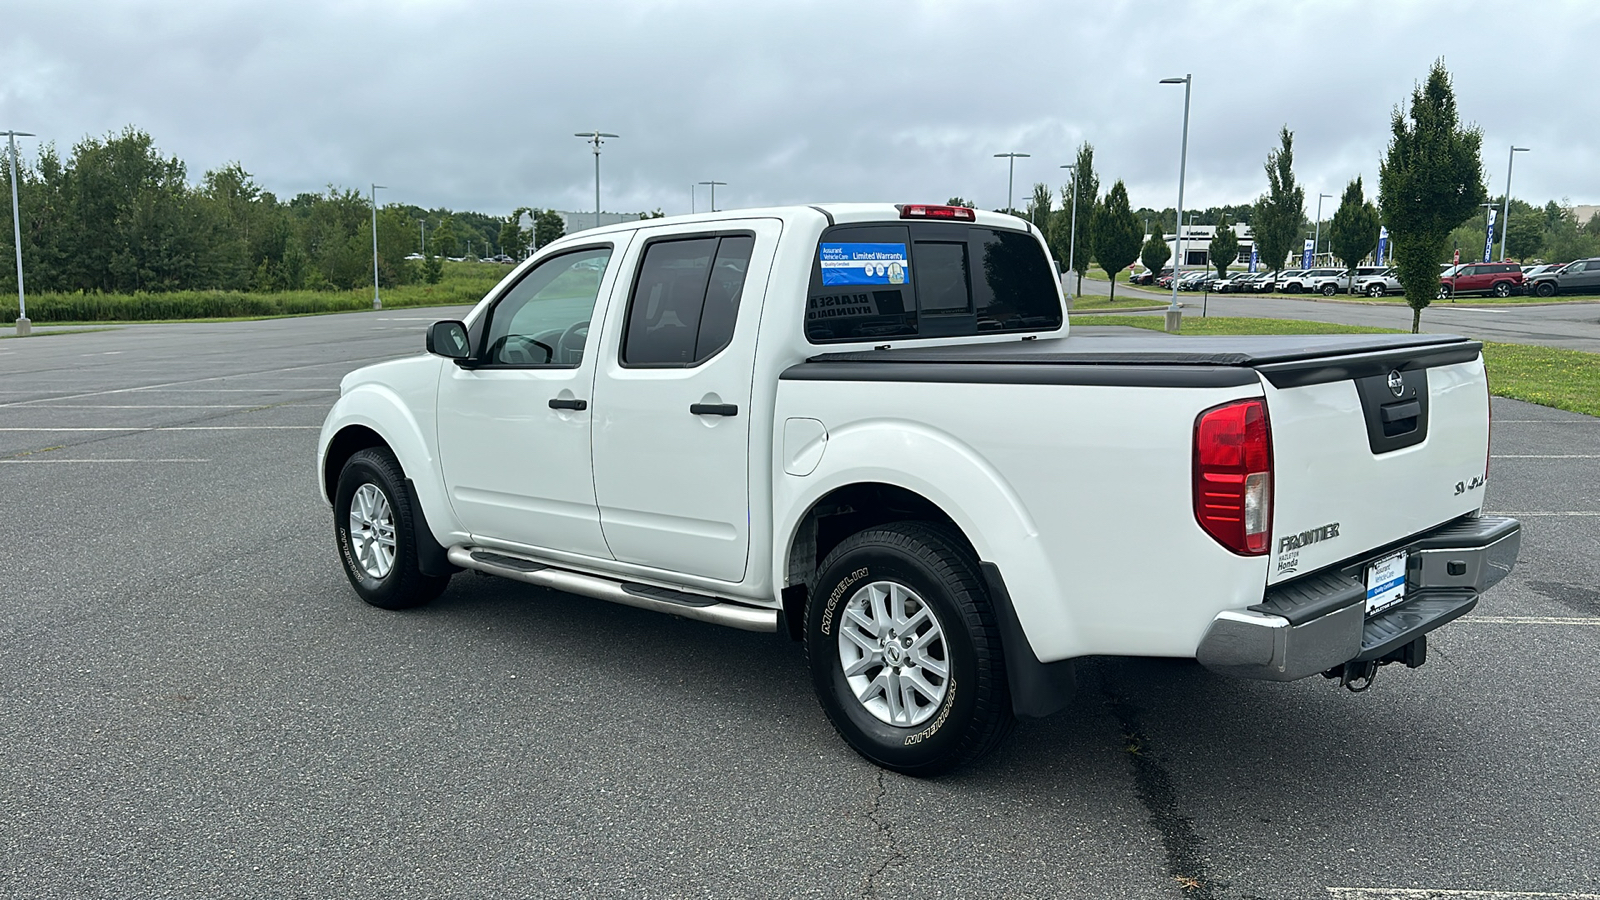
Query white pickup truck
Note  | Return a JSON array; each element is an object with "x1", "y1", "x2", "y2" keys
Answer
[{"x1": 317, "y1": 203, "x2": 1520, "y2": 775}]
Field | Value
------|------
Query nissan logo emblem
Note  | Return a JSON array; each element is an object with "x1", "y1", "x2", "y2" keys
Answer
[{"x1": 1387, "y1": 370, "x2": 1405, "y2": 397}]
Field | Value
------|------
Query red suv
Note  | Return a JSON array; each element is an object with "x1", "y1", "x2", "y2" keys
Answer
[{"x1": 1439, "y1": 262, "x2": 1523, "y2": 299}]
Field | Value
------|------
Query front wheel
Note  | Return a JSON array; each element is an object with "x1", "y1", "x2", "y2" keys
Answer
[
  {"x1": 1367, "y1": 284, "x2": 1385, "y2": 297},
  {"x1": 1535, "y1": 281, "x2": 1556, "y2": 297},
  {"x1": 1437, "y1": 285, "x2": 1452, "y2": 300},
  {"x1": 806, "y1": 523, "x2": 1013, "y2": 776},
  {"x1": 335, "y1": 448, "x2": 451, "y2": 610}
]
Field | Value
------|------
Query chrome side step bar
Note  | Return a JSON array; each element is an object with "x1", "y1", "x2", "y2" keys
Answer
[{"x1": 446, "y1": 546, "x2": 777, "y2": 633}]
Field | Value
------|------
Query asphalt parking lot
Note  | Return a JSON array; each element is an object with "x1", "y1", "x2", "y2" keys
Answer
[{"x1": 1, "y1": 310, "x2": 1597, "y2": 900}]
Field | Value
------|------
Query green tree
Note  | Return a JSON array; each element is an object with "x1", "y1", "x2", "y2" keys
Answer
[
  {"x1": 431, "y1": 215, "x2": 460, "y2": 258},
  {"x1": 1251, "y1": 126, "x2": 1305, "y2": 277},
  {"x1": 1379, "y1": 60, "x2": 1486, "y2": 332},
  {"x1": 1140, "y1": 233, "x2": 1171, "y2": 279},
  {"x1": 1065, "y1": 142, "x2": 1098, "y2": 297},
  {"x1": 638, "y1": 208, "x2": 665, "y2": 220},
  {"x1": 946, "y1": 197, "x2": 975, "y2": 208},
  {"x1": 1209, "y1": 218, "x2": 1240, "y2": 279},
  {"x1": 1327, "y1": 176, "x2": 1381, "y2": 292},
  {"x1": 1503, "y1": 209, "x2": 1544, "y2": 260},
  {"x1": 1027, "y1": 182, "x2": 1052, "y2": 246},
  {"x1": 422, "y1": 253, "x2": 443, "y2": 284},
  {"x1": 533, "y1": 209, "x2": 565, "y2": 249},
  {"x1": 499, "y1": 211, "x2": 530, "y2": 260},
  {"x1": 1091, "y1": 180, "x2": 1142, "y2": 302}
]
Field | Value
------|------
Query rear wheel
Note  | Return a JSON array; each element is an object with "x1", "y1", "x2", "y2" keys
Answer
[
  {"x1": 806, "y1": 522, "x2": 1013, "y2": 776},
  {"x1": 1535, "y1": 281, "x2": 1556, "y2": 298},
  {"x1": 334, "y1": 448, "x2": 451, "y2": 610},
  {"x1": 1492, "y1": 281, "x2": 1513, "y2": 298}
]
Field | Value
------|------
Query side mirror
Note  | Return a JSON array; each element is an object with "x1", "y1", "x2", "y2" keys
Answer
[{"x1": 426, "y1": 320, "x2": 471, "y2": 360}]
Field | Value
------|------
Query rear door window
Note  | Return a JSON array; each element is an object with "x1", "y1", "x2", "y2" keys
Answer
[
  {"x1": 622, "y1": 234, "x2": 756, "y2": 366},
  {"x1": 806, "y1": 222, "x2": 1061, "y2": 343}
]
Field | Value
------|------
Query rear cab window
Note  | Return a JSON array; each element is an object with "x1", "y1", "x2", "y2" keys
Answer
[{"x1": 805, "y1": 222, "x2": 1061, "y2": 343}]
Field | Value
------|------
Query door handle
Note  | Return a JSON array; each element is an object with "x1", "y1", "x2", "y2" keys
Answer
[
  {"x1": 549, "y1": 398, "x2": 588, "y2": 411},
  {"x1": 690, "y1": 403, "x2": 739, "y2": 417}
]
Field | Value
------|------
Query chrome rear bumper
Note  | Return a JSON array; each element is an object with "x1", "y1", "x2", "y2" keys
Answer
[{"x1": 1196, "y1": 515, "x2": 1521, "y2": 681}]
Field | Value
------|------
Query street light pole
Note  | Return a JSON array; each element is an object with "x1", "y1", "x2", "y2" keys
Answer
[
  {"x1": 1060, "y1": 163, "x2": 1078, "y2": 301},
  {"x1": 370, "y1": 183, "x2": 386, "y2": 309},
  {"x1": 690, "y1": 183, "x2": 695, "y2": 214},
  {"x1": 1500, "y1": 146, "x2": 1529, "y2": 261},
  {"x1": 994, "y1": 152, "x2": 1030, "y2": 214},
  {"x1": 1159, "y1": 75, "x2": 1191, "y2": 332},
  {"x1": 574, "y1": 131, "x2": 618, "y2": 231},
  {"x1": 4, "y1": 130, "x2": 34, "y2": 336},
  {"x1": 1312, "y1": 192, "x2": 1332, "y2": 267},
  {"x1": 698, "y1": 180, "x2": 727, "y2": 213}
]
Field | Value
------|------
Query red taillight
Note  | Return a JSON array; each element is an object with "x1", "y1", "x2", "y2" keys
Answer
[
  {"x1": 897, "y1": 204, "x2": 976, "y2": 221},
  {"x1": 1193, "y1": 398, "x2": 1273, "y2": 556}
]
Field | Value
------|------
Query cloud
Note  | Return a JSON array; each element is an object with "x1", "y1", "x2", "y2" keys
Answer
[{"x1": 2, "y1": 0, "x2": 1596, "y2": 217}]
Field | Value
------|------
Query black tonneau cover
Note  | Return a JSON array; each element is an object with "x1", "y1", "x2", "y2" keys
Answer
[{"x1": 785, "y1": 333, "x2": 1482, "y2": 389}]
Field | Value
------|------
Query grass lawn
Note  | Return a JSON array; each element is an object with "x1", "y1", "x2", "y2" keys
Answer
[{"x1": 1070, "y1": 315, "x2": 1600, "y2": 418}]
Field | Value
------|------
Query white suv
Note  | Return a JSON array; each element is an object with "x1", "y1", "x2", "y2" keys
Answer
[
  {"x1": 1302, "y1": 268, "x2": 1351, "y2": 296},
  {"x1": 1356, "y1": 267, "x2": 1404, "y2": 297}
]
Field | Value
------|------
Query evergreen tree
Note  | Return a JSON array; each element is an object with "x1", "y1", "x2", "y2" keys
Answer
[
  {"x1": 1379, "y1": 60, "x2": 1486, "y2": 332},
  {"x1": 1327, "y1": 177, "x2": 1381, "y2": 292},
  {"x1": 1251, "y1": 127, "x2": 1305, "y2": 277},
  {"x1": 1091, "y1": 181, "x2": 1143, "y2": 302},
  {"x1": 1140, "y1": 233, "x2": 1171, "y2": 280},
  {"x1": 1210, "y1": 218, "x2": 1240, "y2": 279},
  {"x1": 1066, "y1": 142, "x2": 1098, "y2": 297}
]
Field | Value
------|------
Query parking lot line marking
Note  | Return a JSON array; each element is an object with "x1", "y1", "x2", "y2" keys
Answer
[
  {"x1": 1331, "y1": 883, "x2": 1600, "y2": 890},
  {"x1": 0, "y1": 458, "x2": 212, "y2": 464},
  {"x1": 1487, "y1": 511, "x2": 1600, "y2": 517},
  {"x1": 0, "y1": 357, "x2": 385, "y2": 408},
  {"x1": 1465, "y1": 616, "x2": 1600, "y2": 625},
  {"x1": 0, "y1": 426, "x2": 319, "y2": 431},
  {"x1": 1491, "y1": 454, "x2": 1600, "y2": 458}
]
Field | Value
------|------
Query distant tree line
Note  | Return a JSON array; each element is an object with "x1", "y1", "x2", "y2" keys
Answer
[{"x1": 0, "y1": 127, "x2": 531, "y2": 295}]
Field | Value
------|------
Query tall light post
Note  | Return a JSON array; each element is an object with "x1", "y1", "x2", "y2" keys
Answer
[
  {"x1": 1059, "y1": 163, "x2": 1079, "y2": 301},
  {"x1": 1500, "y1": 146, "x2": 1529, "y2": 261},
  {"x1": 690, "y1": 183, "x2": 696, "y2": 214},
  {"x1": 1159, "y1": 75, "x2": 1191, "y2": 332},
  {"x1": 699, "y1": 180, "x2": 727, "y2": 213},
  {"x1": 994, "y1": 152, "x2": 1030, "y2": 214},
  {"x1": 4, "y1": 130, "x2": 34, "y2": 336},
  {"x1": 574, "y1": 131, "x2": 618, "y2": 232},
  {"x1": 369, "y1": 184, "x2": 386, "y2": 309},
  {"x1": 1312, "y1": 192, "x2": 1332, "y2": 267}
]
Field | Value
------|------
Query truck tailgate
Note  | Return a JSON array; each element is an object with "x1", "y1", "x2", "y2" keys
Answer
[{"x1": 1256, "y1": 340, "x2": 1489, "y2": 584}]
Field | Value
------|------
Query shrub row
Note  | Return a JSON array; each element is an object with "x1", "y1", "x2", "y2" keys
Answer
[{"x1": 0, "y1": 283, "x2": 492, "y2": 323}]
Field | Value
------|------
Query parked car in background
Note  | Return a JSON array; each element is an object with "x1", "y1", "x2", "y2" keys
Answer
[
  {"x1": 1439, "y1": 262, "x2": 1523, "y2": 299},
  {"x1": 1179, "y1": 271, "x2": 1210, "y2": 291},
  {"x1": 1356, "y1": 268, "x2": 1405, "y2": 297},
  {"x1": 1214, "y1": 272, "x2": 1256, "y2": 293},
  {"x1": 1519, "y1": 264, "x2": 1561, "y2": 284},
  {"x1": 1276, "y1": 269, "x2": 1310, "y2": 292},
  {"x1": 1302, "y1": 268, "x2": 1352, "y2": 296},
  {"x1": 1525, "y1": 258, "x2": 1600, "y2": 297}
]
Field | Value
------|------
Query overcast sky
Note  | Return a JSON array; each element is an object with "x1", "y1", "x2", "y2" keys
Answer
[{"x1": 4, "y1": 0, "x2": 1597, "y2": 219}]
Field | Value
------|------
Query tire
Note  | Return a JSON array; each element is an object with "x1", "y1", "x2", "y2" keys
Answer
[
  {"x1": 334, "y1": 447, "x2": 451, "y2": 610},
  {"x1": 1535, "y1": 281, "x2": 1556, "y2": 298},
  {"x1": 1437, "y1": 285, "x2": 1452, "y2": 300},
  {"x1": 1285, "y1": 283, "x2": 1300, "y2": 294},
  {"x1": 805, "y1": 522, "x2": 1013, "y2": 776},
  {"x1": 1320, "y1": 283, "x2": 1338, "y2": 296},
  {"x1": 1367, "y1": 284, "x2": 1385, "y2": 297},
  {"x1": 1493, "y1": 281, "x2": 1512, "y2": 298}
]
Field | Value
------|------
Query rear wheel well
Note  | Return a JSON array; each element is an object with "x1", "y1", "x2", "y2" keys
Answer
[
  {"x1": 323, "y1": 425, "x2": 388, "y2": 500},
  {"x1": 781, "y1": 483, "x2": 976, "y2": 639}
]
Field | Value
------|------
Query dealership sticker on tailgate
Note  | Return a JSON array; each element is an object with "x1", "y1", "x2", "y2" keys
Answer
[{"x1": 1365, "y1": 550, "x2": 1408, "y2": 615}]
